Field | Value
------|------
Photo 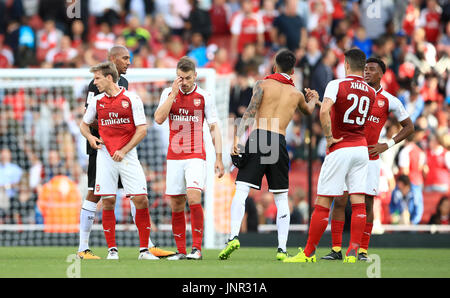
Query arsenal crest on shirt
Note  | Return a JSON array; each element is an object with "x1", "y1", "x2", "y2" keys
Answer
[
  {"x1": 193, "y1": 99, "x2": 201, "y2": 107},
  {"x1": 122, "y1": 100, "x2": 129, "y2": 108},
  {"x1": 378, "y1": 100, "x2": 385, "y2": 108}
]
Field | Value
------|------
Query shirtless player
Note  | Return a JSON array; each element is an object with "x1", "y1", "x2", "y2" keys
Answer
[{"x1": 218, "y1": 49, "x2": 320, "y2": 261}]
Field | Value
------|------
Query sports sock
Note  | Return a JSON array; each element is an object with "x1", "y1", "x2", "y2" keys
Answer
[
  {"x1": 78, "y1": 200, "x2": 97, "y2": 252},
  {"x1": 135, "y1": 208, "x2": 151, "y2": 250},
  {"x1": 346, "y1": 203, "x2": 366, "y2": 257},
  {"x1": 229, "y1": 183, "x2": 250, "y2": 239},
  {"x1": 102, "y1": 209, "x2": 117, "y2": 249},
  {"x1": 274, "y1": 192, "x2": 290, "y2": 251},
  {"x1": 130, "y1": 199, "x2": 155, "y2": 247},
  {"x1": 189, "y1": 204, "x2": 204, "y2": 250},
  {"x1": 172, "y1": 211, "x2": 187, "y2": 255},
  {"x1": 304, "y1": 205, "x2": 330, "y2": 257},
  {"x1": 359, "y1": 222, "x2": 373, "y2": 252},
  {"x1": 331, "y1": 220, "x2": 345, "y2": 252}
]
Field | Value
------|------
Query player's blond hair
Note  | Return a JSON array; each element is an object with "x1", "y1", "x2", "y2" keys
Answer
[{"x1": 90, "y1": 61, "x2": 119, "y2": 83}]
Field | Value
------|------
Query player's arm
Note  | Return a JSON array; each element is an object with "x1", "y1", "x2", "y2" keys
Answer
[
  {"x1": 154, "y1": 77, "x2": 182, "y2": 124},
  {"x1": 85, "y1": 81, "x2": 99, "y2": 130},
  {"x1": 297, "y1": 88, "x2": 320, "y2": 115},
  {"x1": 80, "y1": 101, "x2": 103, "y2": 150},
  {"x1": 234, "y1": 80, "x2": 264, "y2": 154},
  {"x1": 112, "y1": 124, "x2": 148, "y2": 162},
  {"x1": 369, "y1": 96, "x2": 415, "y2": 157},
  {"x1": 369, "y1": 117, "x2": 414, "y2": 157},
  {"x1": 320, "y1": 97, "x2": 343, "y2": 149}
]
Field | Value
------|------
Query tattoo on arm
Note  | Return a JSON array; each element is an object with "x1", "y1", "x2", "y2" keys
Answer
[{"x1": 236, "y1": 81, "x2": 263, "y2": 138}]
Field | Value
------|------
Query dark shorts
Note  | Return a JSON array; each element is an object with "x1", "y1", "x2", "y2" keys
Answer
[
  {"x1": 88, "y1": 151, "x2": 123, "y2": 190},
  {"x1": 236, "y1": 129, "x2": 289, "y2": 192}
]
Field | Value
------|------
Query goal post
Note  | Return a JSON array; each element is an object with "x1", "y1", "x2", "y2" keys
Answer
[{"x1": 0, "y1": 67, "x2": 231, "y2": 249}]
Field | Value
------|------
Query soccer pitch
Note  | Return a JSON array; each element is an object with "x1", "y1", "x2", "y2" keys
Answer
[{"x1": 0, "y1": 247, "x2": 449, "y2": 278}]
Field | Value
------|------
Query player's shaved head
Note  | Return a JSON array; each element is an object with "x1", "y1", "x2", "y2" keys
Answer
[
  {"x1": 108, "y1": 45, "x2": 131, "y2": 75},
  {"x1": 108, "y1": 45, "x2": 129, "y2": 60}
]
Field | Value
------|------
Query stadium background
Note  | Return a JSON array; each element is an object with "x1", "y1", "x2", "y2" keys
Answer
[{"x1": 0, "y1": 0, "x2": 448, "y2": 250}]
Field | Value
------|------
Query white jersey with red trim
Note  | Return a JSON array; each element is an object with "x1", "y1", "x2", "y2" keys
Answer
[
  {"x1": 158, "y1": 84, "x2": 218, "y2": 160},
  {"x1": 83, "y1": 87, "x2": 147, "y2": 157},
  {"x1": 364, "y1": 87, "x2": 409, "y2": 160}
]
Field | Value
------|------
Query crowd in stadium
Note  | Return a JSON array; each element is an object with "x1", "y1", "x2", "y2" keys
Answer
[{"x1": 0, "y1": 0, "x2": 449, "y2": 230}]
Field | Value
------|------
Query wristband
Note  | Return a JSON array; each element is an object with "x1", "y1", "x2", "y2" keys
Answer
[{"x1": 386, "y1": 139, "x2": 395, "y2": 148}]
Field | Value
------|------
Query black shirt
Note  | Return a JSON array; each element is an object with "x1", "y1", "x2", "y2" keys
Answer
[{"x1": 84, "y1": 76, "x2": 129, "y2": 155}]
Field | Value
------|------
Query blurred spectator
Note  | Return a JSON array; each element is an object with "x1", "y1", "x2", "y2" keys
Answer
[
  {"x1": 185, "y1": 0, "x2": 212, "y2": 43},
  {"x1": 297, "y1": 36, "x2": 322, "y2": 89},
  {"x1": 36, "y1": 18, "x2": 64, "y2": 62},
  {"x1": 37, "y1": 175, "x2": 81, "y2": 233},
  {"x1": 310, "y1": 48, "x2": 336, "y2": 99},
  {"x1": 289, "y1": 195, "x2": 302, "y2": 224},
  {"x1": 0, "y1": 147, "x2": 23, "y2": 204},
  {"x1": 187, "y1": 32, "x2": 209, "y2": 67},
  {"x1": 205, "y1": 46, "x2": 233, "y2": 75},
  {"x1": 421, "y1": 73, "x2": 444, "y2": 104},
  {"x1": 209, "y1": 0, "x2": 232, "y2": 48},
  {"x1": 45, "y1": 35, "x2": 78, "y2": 68},
  {"x1": 122, "y1": 16, "x2": 151, "y2": 54},
  {"x1": 166, "y1": 0, "x2": 191, "y2": 36},
  {"x1": 291, "y1": 187, "x2": 308, "y2": 224},
  {"x1": 93, "y1": 22, "x2": 115, "y2": 51},
  {"x1": 229, "y1": 73, "x2": 253, "y2": 118},
  {"x1": 70, "y1": 20, "x2": 85, "y2": 50},
  {"x1": 424, "y1": 133, "x2": 449, "y2": 193},
  {"x1": 124, "y1": 0, "x2": 154, "y2": 25},
  {"x1": 259, "y1": 0, "x2": 278, "y2": 47},
  {"x1": 428, "y1": 196, "x2": 449, "y2": 225},
  {"x1": 272, "y1": 0, "x2": 307, "y2": 53},
  {"x1": 356, "y1": 0, "x2": 395, "y2": 41},
  {"x1": 259, "y1": 192, "x2": 276, "y2": 224},
  {"x1": 418, "y1": 0, "x2": 442, "y2": 44},
  {"x1": 398, "y1": 129, "x2": 428, "y2": 220},
  {"x1": 401, "y1": 82, "x2": 425, "y2": 123},
  {"x1": 353, "y1": 25, "x2": 372, "y2": 58},
  {"x1": 0, "y1": 35, "x2": 14, "y2": 68},
  {"x1": 157, "y1": 35, "x2": 186, "y2": 68},
  {"x1": 389, "y1": 174, "x2": 423, "y2": 225},
  {"x1": 89, "y1": 0, "x2": 121, "y2": 27},
  {"x1": 234, "y1": 42, "x2": 262, "y2": 76},
  {"x1": 230, "y1": 0, "x2": 265, "y2": 60},
  {"x1": 42, "y1": 149, "x2": 70, "y2": 183}
]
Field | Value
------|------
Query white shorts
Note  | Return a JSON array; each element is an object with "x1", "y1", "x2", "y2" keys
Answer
[
  {"x1": 317, "y1": 146, "x2": 369, "y2": 196},
  {"x1": 94, "y1": 147, "x2": 147, "y2": 197},
  {"x1": 165, "y1": 158, "x2": 206, "y2": 196},
  {"x1": 343, "y1": 159, "x2": 380, "y2": 196}
]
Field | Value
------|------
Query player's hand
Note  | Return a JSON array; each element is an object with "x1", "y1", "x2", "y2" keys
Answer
[
  {"x1": 325, "y1": 135, "x2": 343, "y2": 150},
  {"x1": 232, "y1": 136, "x2": 241, "y2": 155},
  {"x1": 171, "y1": 77, "x2": 182, "y2": 95},
  {"x1": 88, "y1": 136, "x2": 103, "y2": 150},
  {"x1": 215, "y1": 160, "x2": 225, "y2": 178},
  {"x1": 304, "y1": 88, "x2": 319, "y2": 103},
  {"x1": 368, "y1": 143, "x2": 388, "y2": 157},
  {"x1": 112, "y1": 150, "x2": 126, "y2": 162}
]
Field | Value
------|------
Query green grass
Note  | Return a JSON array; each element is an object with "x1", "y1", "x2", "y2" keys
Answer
[{"x1": 0, "y1": 247, "x2": 449, "y2": 278}]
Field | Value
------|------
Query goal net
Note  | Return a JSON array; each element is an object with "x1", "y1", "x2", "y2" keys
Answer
[{"x1": 0, "y1": 68, "x2": 232, "y2": 249}]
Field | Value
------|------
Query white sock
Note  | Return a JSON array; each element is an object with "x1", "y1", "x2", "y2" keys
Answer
[
  {"x1": 130, "y1": 199, "x2": 155, "y2": 248},
  {"x1": 274, "y1": 192, "x2": 290, "y2": 251},
  {"x1": 229, "y1": 183, "x2": 250, "y2": 240},
  {"x1": 78, "y1": 200, "x2": 97, "y2": 252}
]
